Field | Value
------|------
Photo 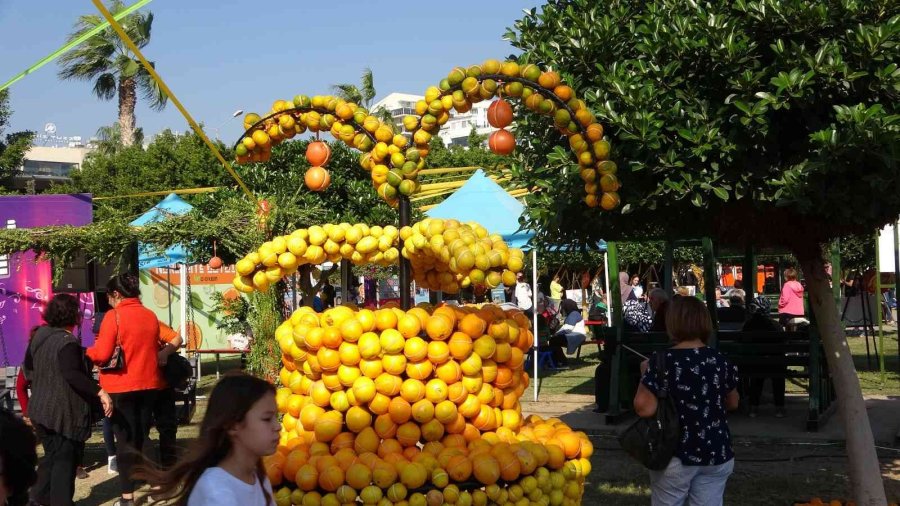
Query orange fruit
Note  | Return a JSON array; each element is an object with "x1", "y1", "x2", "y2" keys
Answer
[
  {"x1": 436, "y1": 360, "x2": 462, "y2": 384},
  {"x1": 473, "y1": 455, "x2": 500, "y2": 485},
  {"x1": 397, "y1": 422, "x2": 422, "y2": 447},
  {"x1": 382, "y1": 353, "x2": 408, "y2": 375},
  {"x1": 358, "y1": 332, "x2": 382, "y2": 360},
  {"x1": 352, "y1": 376, "x2": 377, "y2": 404},
  {"x1": 427, "y1": 341, "x2": 450, "y2": 364},
  {"x1": 389, "y1": 397, "x2": 412, "y2": 424},
  {"x1": 434, "y1": 400, "x2": 458, "y2": 424},
  {"x1": 406, "y1": 360, "x2": 434, "y2": 381},
  {"x1": 338, "y1": 342, "x2": 361, "y2": 366},
  {"x1": 287, "y1": 394, "x2": 304, "y2": 418},
  {"x1": 397, "y1": 314, "x2": 422, "y2": 338},
  {"x1": 295, "y1": 463, "x2": 318, "y2": 491},
  {"x1": 357, "y1": 309, "x2": 376, "y2": 332},
  {"x1": 318, "y1": 465, "x2": 344, "y2": 492},
  {"x1": 411, "y1": 399, "x2": 435, "y2": 423},
  {"x1": 557, "y1": 432, "x2": 582, "y2": 459},
  {"x1": 375, "y1": 372, "x2": 403, "y2": 396},
  {"x1": 317, "y1": 347, "x2": 341, "y2": 372},
  {"x1": 374, "y1": 413, "x2": 399, "y2": 439},
  {"x1": 472, "y1": 336, "x2": 496, "y2": 360},
  {"x1": 368, "y1": 392, "x2": 391, "y2": 415},
  {"x1": 448, "y1": 332, "x2": 473, "y2": 360},
  {"x1": 372, "y1": 461, "x2": 399, "y2": 488},
  {"x1": 481, "y1": 360, "x2": 498, "y2": 383},
  {"x1": 424, "y1": 379, "x2": 449, "y2": 404},
  {"x1": 346, "y1": 462, "x2": 373, "y2": 490},
  {"x1": 403, "y1": 336, "x2": 428, "y2": 362},
  {"x1": 359, "y1": 358, "x2": 384, "y2": 378},
  {"x1": 445, "y1": 413, "x2": 467, "y2": 434},
  {"x1": 424, "y1": 314, "x2": 453, "y2": 341},
  {"x1": 379, "y1": 328, "x2": 406, "y2": 354},
  {"x1": 346, "y1": 406, "x2": 373, "y2": 433},
  {"x1": 446, "y1": 455, "x2": 472, "y2": 482},
  {"x1": 353, "y1": 427, "x2": 380, "y2": 455},
  {"x1": 300, "y1": 404, "x2": 325, "y2": 431},
  {"x1": 340, "y1": 318, "x2": 364, "y2": 343},
  {"x1": 305, "y1": 328, "x2": 324, "y2": 351},
  {"x1": 374, "y1": 309, "x2": 398, "y2": 331},
  {"x1": 458, "y1": 313, "x2": 486, "y2": 338},
  {"x1": 310, "y1": 381, "x2": 332, "y2": 407},
  {"x1": 322, "y1": 327, "x2": 343, "y2": 349},
  {"x1": 400, "y1": 378, "x2": 426, "y2": 403},
  {"x1": 448, "y1": 382, "x2": 468, "y2": 405},
  {"x1": 314, "y1": 411, "x2": 343, "y2": 442}
]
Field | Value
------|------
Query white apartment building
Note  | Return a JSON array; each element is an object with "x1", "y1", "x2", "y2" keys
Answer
[
  {"x1": 12, "y1": 146, "x2": 92, "y2": 191},
  {"x1": 372, "y1": 92, "x2": 498, "y2": 148}
]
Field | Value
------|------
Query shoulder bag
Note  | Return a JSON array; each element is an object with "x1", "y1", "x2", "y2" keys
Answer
[
  {"x1": 618, "y1": 351, "x2": 681, "y2": 470},
  {"x1": 98, "y1": 310, "x2": 125, "y2": 371}
]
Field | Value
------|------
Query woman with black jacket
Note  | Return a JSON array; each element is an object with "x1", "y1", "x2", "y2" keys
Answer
[{"x1": 24, "y1": 294, "x2": 113, "y2": 506}]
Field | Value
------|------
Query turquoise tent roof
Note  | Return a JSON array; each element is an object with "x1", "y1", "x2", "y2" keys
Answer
[
  {"x1": 425, "y1": 169, "x2": 534, "y2": 249},
  {"x1": 130, "y1": 193, "x2": 193, "y2": 269}
]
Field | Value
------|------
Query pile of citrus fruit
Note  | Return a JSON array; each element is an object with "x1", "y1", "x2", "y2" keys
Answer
[
  {"x1": 232, "y1": 218, "x2": 526, "y2": 295},
  {"x1": 266, "y1": 303, "x2": 592, "y2": 506}
]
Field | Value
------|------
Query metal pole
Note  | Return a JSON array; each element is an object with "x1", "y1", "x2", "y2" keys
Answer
[
  {"x1": 532, "y1": 247, "x2": 539, "y2": 402},
  {"x1": 399, "y1": 196, "x2": 412, "y2": 310},
  {"x1": 603, "y1": 250, "x2": 611, "y2": 323},
  {"x1": 875, "y1": 232, "x2": 885, "y2": 383},
  {"x1": 894, "y1": 222, "x2": 900, "y2": 376}
]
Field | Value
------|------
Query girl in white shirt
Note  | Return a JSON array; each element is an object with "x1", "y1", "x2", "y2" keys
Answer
[{"x1": 138, "y1": 373, "x2": 280, "y2": 506}]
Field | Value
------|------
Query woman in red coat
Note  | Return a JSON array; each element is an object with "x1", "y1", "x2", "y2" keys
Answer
[{"x1": 86, "y1": 274, "x2": 162, "y2": 506}]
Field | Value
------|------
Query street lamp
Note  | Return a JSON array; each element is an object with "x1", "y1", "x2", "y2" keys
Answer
[{"x1": 212, "y1": 109, "x2": 244, "y2": 140}]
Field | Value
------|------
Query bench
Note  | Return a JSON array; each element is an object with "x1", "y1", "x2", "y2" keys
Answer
[
  {"x1": 574, "y1": 320, "x2": 608, "y2": 359},
  {"x1": 602, "y1": 329, "x2": 834, "y2": 430}
]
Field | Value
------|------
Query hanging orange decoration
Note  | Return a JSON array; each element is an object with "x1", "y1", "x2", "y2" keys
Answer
[
  {"x1": 486, "y1": 99, "x2": 513, "y2": 129},
  {"x1": 305, "y1": 166, "x2": 331, "y2": 191},
  {"x1": 488, "y1": 129, "x2": 516, "y2": 155},
  {"x1": 306, "y1": 141, "x2": 331, "y2": 166}
]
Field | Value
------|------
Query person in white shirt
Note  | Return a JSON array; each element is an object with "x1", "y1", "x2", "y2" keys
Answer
[
  {"x1": 630, "y1": 275, "x2": 645, "y2": 300},
  {"x1": 515, "y1": 272, "x2": 534, "y2": 318},
  {"x1": 137, "y1": 374, "x2": 280, "y2": 506}
]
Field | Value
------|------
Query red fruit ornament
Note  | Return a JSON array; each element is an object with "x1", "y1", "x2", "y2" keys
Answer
[
  {"x1": 305, "y1": 166, "x2": 331, "y2": 191},
  {"x1": 487, "y1": 99, "x2": 513, "y2": 129},
  {"x1": 257, "y1": 199, "x2": 271, "y2": 217},
  {"x1": 489, "y1": 129, "x2": 516, "y2": 155},
  {"x1": 306, "y1": 141, "x2": 331, "y2": 166},
  {"x1": 208, "y1": 256, "x2": 223, "y2": 269}
]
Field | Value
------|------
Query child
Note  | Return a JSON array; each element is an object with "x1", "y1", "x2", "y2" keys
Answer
[{"x1": 138, "y1": 373, "x2": 279, "y2": 505}]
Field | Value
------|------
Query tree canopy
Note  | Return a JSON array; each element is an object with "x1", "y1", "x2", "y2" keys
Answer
[
  {"x1": 0, "y1": 90, "x2": 34, "y2": 187},
  {"x1": 506, "y1": 0, "x2": 899, "y2": 252}
]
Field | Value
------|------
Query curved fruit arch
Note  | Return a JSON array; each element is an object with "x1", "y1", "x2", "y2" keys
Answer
[
  {"x1": 232, "y1": 59, "x2": 620, "y2": 210},
  {"x1": 266, "y1": 302, "x2": 593, "y2": 505},
  {"x1": 233, "y1": 218, "x2": 526, "y2": 294}
]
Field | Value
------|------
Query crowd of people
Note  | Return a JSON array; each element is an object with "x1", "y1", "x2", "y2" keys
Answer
[{"x1": 0, "y1": 274, "x2": 196, "y2": 506}]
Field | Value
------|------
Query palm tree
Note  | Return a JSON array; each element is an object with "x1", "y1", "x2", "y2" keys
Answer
[
  {"x1": 93, "y1": 122, "x2": 144, "y2": 155},
  {"x1": 58, "y1": 1, "x2": 167, "y2": 147},
  {"x1": 331, "y1": 68, "x2": 394, "y2": 124}
]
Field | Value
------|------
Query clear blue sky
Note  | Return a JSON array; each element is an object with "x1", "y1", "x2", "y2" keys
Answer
[{"x1": 0, "y1": 0, "x2": 537, "y2": 143}]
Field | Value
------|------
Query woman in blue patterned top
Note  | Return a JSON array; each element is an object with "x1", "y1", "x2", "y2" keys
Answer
[{"x1": 633, "y1": 296, "x2": 740, "y2": 506}]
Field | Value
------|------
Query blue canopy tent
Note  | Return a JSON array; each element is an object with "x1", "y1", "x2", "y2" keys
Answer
[
  {"x1": 426, "y1": 170, "x2": 609, "y2": 399},
  {"x1": 130, "y1": 193, "x2": 193, "y2": 343}
]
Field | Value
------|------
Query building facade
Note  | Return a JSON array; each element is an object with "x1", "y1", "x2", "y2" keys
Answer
[
  {"x1": 371, "y1": 92, "x2": 498, "y2": 148},
  {"x1": 12, "y1": 145, "x2": 92, "y2": 191}
]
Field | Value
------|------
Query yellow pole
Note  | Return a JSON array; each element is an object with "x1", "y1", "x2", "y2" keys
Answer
[
  {"x1": 93, "y1": 186, "x2": 220, "y2": 200},
  {"x1": 417, "y1": 166, "x2": 481, "y2": 176},
  {"x1": 90, "y1": 0, "x2": 256, "y2": 204}
]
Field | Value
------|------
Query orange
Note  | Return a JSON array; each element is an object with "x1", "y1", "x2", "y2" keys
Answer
[
  {"x1": 494, "y1": 342, "x2": 512, "y2": 363},
  {"x1": 458, "y1": 395, "x2": 481, "y2": 419},
  {"x1": 283, "y1": 449, "x2": 308, "y2": 482},
  {"x1": 378, "y1": 439, "x2": 403, "y2": 459},
  {"x1": 317, "y1": 347, "x2": 341, "y2": 372},
  {"x1": 400, "y1": 379, "x2": 426, "y2": 403},
  {"x1": 358, "y1": 332, "x2": 382, "y2": 360},
  {"x1": 445, "y1": 413, "x2": 466, "y2": 434},
  {"x1": 374, "y1": 413, "x2": 399, "y2": 439},
  {"x1": 368, "y1": 392, "x2": 391, "y2": 415},
  {"x1": 354, "y1": 427, "x2": 380, "y2": 455},
  {"x1": 397, "y1": 314, "x2": 422, "y2": 338},
  {"x1": 448, "y1": 332, "x2": 473, "y2": 360},
  {"x1": 435, "y1": 360, "x2": 462, "y2": 384},
  {"x1": 446, "y1": 455, "x2": 472, "y2": 482},
  {"x1": 389, "y1": 397, "x2": 412, "y2": 424},
  {"x1": 406, "y1": 360, "x2": 434, "y2": 381},
  {"x1": 395, "y1": 422, "x2": 421, "y2": 448},
  {"x1": 472, "y1": 336, "x2": 496, "y2": 360},
  {"x1": 403, "y1": 336, "x2": 428, "y2": 362},
  {"x1": 426, "y1": 341, "x2": 450, "y2": 364},
  {"x1": 473, "y1": 455, "x2": 500, "y2": 485},
  {"x1": 399, "y1": 462, "x2": 428, "y2": 489},
  {"x1": 338, "y1": 342, "x2": 361, "y2": 366},
  {"x1": 481, "y1": 360, "x2": 498, "y2": 383},
  {"x1": 346, "y1": 406, "x2": 373, "y2": 433},
  {"x1": 287, "y1": 394, "x2": 304, "y2": 418},
  {"x1": 458, "y1": 313, "x2": 486, "y2": 338},
  {"x1": 495, "y1": 449, "x2": 521, "y2": 482},
  {"x1": 460, "y1": 353, "x2": 482, "y2": 376},
  {"x1": 318, "y1": 465, "x2": 345, "y2": 492},
  {"x1": 447, "y1": 382, "x2": 468, "y2": 405},
  {"x1": 310, "y1": 381, "x2": 331, "y2": 407},
  {"x1": 494, "y1": 367, "x2": 513, "y2": 389},
  {"x1": 433, "y1": 306, "x2": 458, "y2": 327},
  {"x1": 420, "y1": 418, "x2": 446, "y2": 443},
  {"x1": 411, "y1": 399, "x2": 435, "y2": 423},
  {"x1": 314, "y1": 411, "x2": 343, "y2": 442},
  {"x1": 300, "y1": 404, "x2": 325, "y2": 431},
  {"x1": 295, "y1": 463, "x2": 318, "y2": 491},
  {"x1": 322, "y1": 327, "x2": 343, "y2": 349},
  {"x1": 424, "y1": 314, "x2": 453, "y2": 341},
  {"x1": 352, "y1": 376, "x2": 377, "y2": 404},
  {"x1": 359, "y1": 358, "x2": 384, "y2": 379},
  {"x1": 375, "y1": 372, "x2": 403, "y2": 396},
  {"x1": 545, "y1": 443, "x2": 566, "y2": 469},
  {"x1": 374, "y1": 309, "x2": 398, "y2": 331},
  {"x1": 346, "y1": 462, "x2": 373, "y2": 490},
  {"x1": 557, "y1": 432, "x2": 582, "y2": 459},
  {"x1": 379, "y1": 328, "x2": 405, "y2": 354},
  {"x1": 488, "y1": 320, "x2": 509, "y2": 341},
  {"x1": 434, "y1": 400, "x2": 458, "y2": 424},
  {"x1": 507, "y1": 347, "x2": 525, "y2": 369},
  {"x1": 340, "y1": 318, "x2": 364, "y2": 343},
  {"x1": 372, "y1": 461, "x2": 399, "y2": 488},
  {"x1": 356, "y1": 309, "x2": 377, "y2": 332},
  {"x1": 304, "y1": 327, "x2": 324, "y2": 351},
  {"x1": 381, "y1": 353, "x2": 407, "y2": 375},
  {"x1": 424, "y1": 379, "x2": 449, "y2": 404}
]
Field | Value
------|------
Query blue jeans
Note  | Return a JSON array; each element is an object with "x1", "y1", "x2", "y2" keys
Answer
[{"x1": 649, "y1": 457, "x2": 734, "y2": 506}]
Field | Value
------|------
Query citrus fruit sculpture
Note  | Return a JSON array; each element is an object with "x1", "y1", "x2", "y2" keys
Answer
[
  {"x1": 232, "y1": 59, "x2": 619, "y2": 210},
  {"x1": 266, "y1": 302, "x2": 593, "y2": 506},
  {"x1": 233, "y1": 218, "x2": 528, "y2": 295}
]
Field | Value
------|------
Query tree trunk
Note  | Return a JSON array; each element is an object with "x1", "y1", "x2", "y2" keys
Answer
[
  {"x1": 118, "y1": 76, "x2": 137, "y2": 147},
  {"x1": 797, "y1": 253, "x2": 887, "y2": 505}
]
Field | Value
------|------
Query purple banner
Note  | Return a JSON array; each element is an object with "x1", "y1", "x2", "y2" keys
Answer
[{"x1": 0, "y1": 194, "x2": 95, "y2": 367}]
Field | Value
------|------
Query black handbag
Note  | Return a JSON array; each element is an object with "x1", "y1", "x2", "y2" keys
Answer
[
  {"x1": 618, "y1": 351, "x2": 681, "y2": 470},
  {"x1": 98, "y1": 311, "x2": 125, "y2": 371},
  {"x1": 162, "y1": 353, "x2": 193, "y2": 389}
]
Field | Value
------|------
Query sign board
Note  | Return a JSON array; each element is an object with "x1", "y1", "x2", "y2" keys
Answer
[
  {"x1": 0, "y1": 194, "x2": 95, "y2": 366},
  {"x1": 138, "y1": 263, "x2": 242, "y2": 351}
]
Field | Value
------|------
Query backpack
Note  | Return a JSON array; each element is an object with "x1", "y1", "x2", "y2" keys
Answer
[
  {"x1": 618, "y1": 351, "x2": 681, "y2": 470},
  {"x1": 588, "y1": 300, "x2": 608, "y2": 322}
]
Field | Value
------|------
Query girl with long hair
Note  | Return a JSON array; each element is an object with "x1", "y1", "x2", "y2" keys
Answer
[{"x1": 137, "y1": 373, "x2": 279, "y2": 505}]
